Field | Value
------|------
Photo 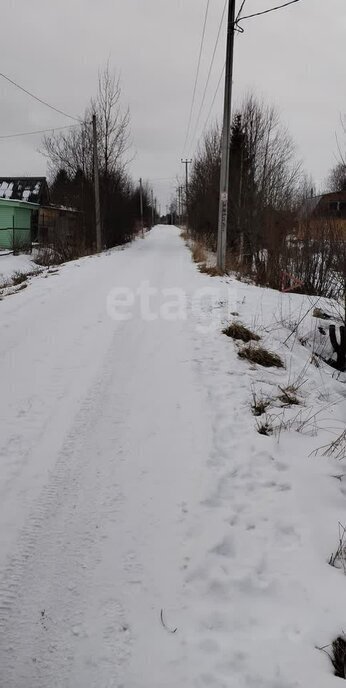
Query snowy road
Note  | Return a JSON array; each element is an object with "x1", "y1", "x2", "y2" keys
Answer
[
  {"x1": 0, "y1": 227, "x2": 345, "y2": 687},
  {"x1": 0, "y1": 228, "x2": 215, "y2": 687}
]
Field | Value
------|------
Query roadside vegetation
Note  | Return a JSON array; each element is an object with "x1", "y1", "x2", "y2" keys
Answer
[{"x1": 181, "y1": 95, "x2": 345, "y2": 373}]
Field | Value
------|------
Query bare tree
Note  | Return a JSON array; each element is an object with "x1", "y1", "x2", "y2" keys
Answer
[
  {"x1": 42, "y1": 121, "x2": 93, "y2": 180},
  {"x1": 188, "y1": 123, "x2": 221, "y2": 246},
  {"x1": 91, "y1": 63, "x2": 131, "y2": 179},
  {"x1": 327, "y1": 115, "x2": 346, "y2": 191},
  {"x1": 240, "y1": 94, "x2": 302, "y2": 211},
  {"x1": 41, "y1": 65, "x2": 135, "y2": 247},
  {"x1": 42, "y1": 65, "x2": 130, "y2": 181},
  {"x1": 328, "y1": 162, "x2": 346, "y2": 192}
]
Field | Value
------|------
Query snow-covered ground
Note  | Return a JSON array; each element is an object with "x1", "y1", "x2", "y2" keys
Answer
[
  {"x1": 0, "y1": 226, "x2": 345, "y2": 687},
  {"x1": 0, "y1": 252, "x2": 38, "y2": 284}
]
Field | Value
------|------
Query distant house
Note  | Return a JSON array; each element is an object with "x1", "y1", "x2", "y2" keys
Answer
[
  {"x1": 0, "y1": 177, "x2": 50, "y2": 206},
  {"x1": 0, "y1": 177, "x2": 83, "y2": 251},
  {"x1": 0, "y1": 198, "x2": 38, "y2": 250},
  {"x1": 299, "y1": 191, "x2": 346, "y2": 221}
]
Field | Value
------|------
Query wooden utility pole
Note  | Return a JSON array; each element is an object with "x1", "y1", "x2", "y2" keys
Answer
[
  {"x1": 92, "y1": 114, "x2": 102, "y2": 252},
  {"x1": 181, "y1": 159, "x2": 192, "y2": 226},
  {"x1": 216, "y1": 0, "x2": 236, "y2": 272},
  {"x1": 139, "y1": 177, "x2": 144, "y2": 234}
]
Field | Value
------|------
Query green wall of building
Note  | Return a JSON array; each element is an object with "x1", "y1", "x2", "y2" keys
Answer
[{"x1": 0, "y1": 200, "x2": 37, "y2": 250}]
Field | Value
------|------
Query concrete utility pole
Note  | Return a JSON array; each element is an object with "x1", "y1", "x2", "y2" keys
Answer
[
  {"x1": 177, "y1": 187, "x2": 181, "y2": 225},
  {"x1": 216, "y1": 0, "x2": 236, "y2": 272},
  {"x1": 181, "y1": 159, "x2": 192, "y2": 226},
  {"x1": 139, "y1": 177, "x2": 144, "y2": 234},
  {"x1": 92, "y1": 114, "x2": 102, "y2": 252},
  {"x1": 180, "y1": 185, "x2": 184, "y2": 225},
  {"x1": 151, "y1": 189, "x2": 154, "y2": 227}
]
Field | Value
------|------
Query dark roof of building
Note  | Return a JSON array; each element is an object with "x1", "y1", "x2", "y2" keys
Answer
[
  {"x1": 299, "y1": 191, "x2": 346, "y2": 219},
  {"x1": 299, "y1": 195, "x2": 322, "y2": 219},
  {"x1": 0, "y1": 177, "x2": 48, "y2": 204}
]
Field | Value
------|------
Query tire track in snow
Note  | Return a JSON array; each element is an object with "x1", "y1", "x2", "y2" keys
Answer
[{"x1": 0, "y1": 329, "x2": 133, "y2": 688}]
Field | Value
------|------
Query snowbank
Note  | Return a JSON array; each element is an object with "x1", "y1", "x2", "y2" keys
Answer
[{"x1": 0, "y1": 252, "x2": 37, "y2": 283}]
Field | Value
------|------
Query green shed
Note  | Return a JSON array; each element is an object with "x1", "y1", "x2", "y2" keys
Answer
[{"x1": 0, "y1": 199, "x2": 38, "y2": 250}]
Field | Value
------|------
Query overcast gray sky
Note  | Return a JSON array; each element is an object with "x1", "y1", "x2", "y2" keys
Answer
[{"x1": 1, "y1": 0, "x2": 345, "y2": 210}]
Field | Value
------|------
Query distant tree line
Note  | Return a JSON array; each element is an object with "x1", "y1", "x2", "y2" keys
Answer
[{"x1": 41, "y1": 65, "x2": 155, "y2": 252}]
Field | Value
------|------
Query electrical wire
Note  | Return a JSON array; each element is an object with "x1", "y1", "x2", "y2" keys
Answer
[
  {"x1": 235, "y1": 0, "x2": 247, "y2": 23},
  {"x1": 236, "y1": 0, "x2": 301, "y2": 27},
  {"x1": 187, "y1": 0, "x2": 228, "y2": 157},
  {"x1": 201, "y1": 3, "x2": 246, "y2": 138},
  {"x1": 0, "y1": 123, "x2": 82, "y2": 140},
  {"x1": 202, "y1": 62, "x2": 225, "y2": 135},
  {"x1": 191, "y1": 0, "x2": 301, "y2": 150},
  {"x1": 182, "y1": 0, "x2": 210, "y2": 156},
  {"x1": 0, "y1": 71, "x2": 81, "y2": 122}
]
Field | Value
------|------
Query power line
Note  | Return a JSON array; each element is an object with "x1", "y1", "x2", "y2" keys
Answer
[
  {"x1": 0, "y1": 71, "x2": 81, "y2": 122},
  {"x1": 182, "y1": 0, "x2": 210, "y2": 155},
  {"x1": 199, "y1": 5, "x2": 244, "y2": 140},
  {"x1": 0, "y1": 123, "x2": 81, "y2": 140},
  {"x1": 187, "y1": 0, "x2": 228, "y2": 157},
  {"x1": 202, "y1": 62, "x2": 225, "y2": 135},
  {"x1": 235, "y1": 1, "x2": 247, "y2": 23},
  {"x1": 192, "y1": 0, "x2": 301, "y2": 148},
  {"x1": 236, "y1": 0, "x2": 301, "y2": 27},
  {"x1": 201, "y1": 3, "x2": 245, "y2": 138}
]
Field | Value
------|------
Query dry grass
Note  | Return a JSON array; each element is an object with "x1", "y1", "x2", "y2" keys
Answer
[
  {"x1": 191, "y1": 242, "x2": 207, "y2": 264},
  {"x1": 321, "y1": 430, "x2": 346, "y2": 461},
  {"x1": 238, "y1": 345, "x2": 284, "y2": 368},
  {"x1": 198, "y1": 263, "x2": 224, "y2": 276},
  {"x1": 312, "y1": 307, "x2": 332, "y2": 320},
  {"x1": 329, "y1": 523, "x2": 346, "y2": 574},
  {"x1": 278, "y1": 386, "x2": 300, "y2": 407},
  {"x1": 256, "y1": 417, "x2": 273, "y2": 436},
  {"x1": 317, "y1": 636, "x2": 346, "y2": 679},
  {"x1": 331, "y1": 637, "x2": 346, "y2": 678},
  {"x1": 223, "y1": 321, "x2": 260, "y2": 343},
  {"x1": 251, "y1": 391, "x2": 271, "y2": 417},
  {"x1": 11, "y1": 271, "x2": 28, "y2": 285}
]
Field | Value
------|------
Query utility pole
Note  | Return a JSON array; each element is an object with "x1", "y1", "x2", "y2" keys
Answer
[
  {"x1": 92, "y1": 114, "x2": 102, "y2": 252},
  {"x1": 181, "y1": 159, "x2": 192, "y2": 226},
  {"x1": 139, "y1": 177, "x2": 144, "y2": 235},
  {"x1": 151, "y1": 189, "x2": 154, "y2": 227},
  {"x1": 180, "y1": 186, "x2": 184, "y2": 226},
  {"x1": 176, "y1": 186, "x2": 181, "y2": 226},
  {"x1": 216, "y1": 0, "x2": 236, "y2": 272}
]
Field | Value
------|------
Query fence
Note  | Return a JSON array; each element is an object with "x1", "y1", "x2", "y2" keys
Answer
[{"x1": 0, "y1": 227, "x2": 32, "y2": 253}]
